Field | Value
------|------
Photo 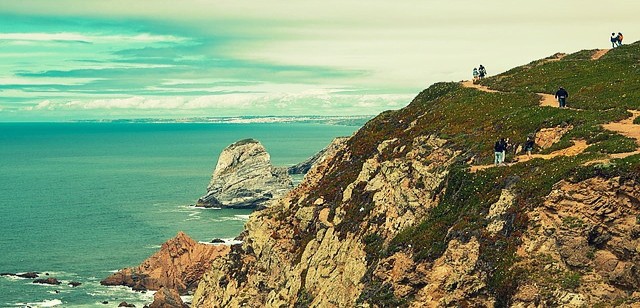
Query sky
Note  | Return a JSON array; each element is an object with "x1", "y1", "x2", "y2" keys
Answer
[{"x1": 1, "y1": 0, "x2": 639, "y2": 121}]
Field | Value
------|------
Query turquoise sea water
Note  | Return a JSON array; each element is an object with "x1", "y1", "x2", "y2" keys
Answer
[{"x1": 0, "y1": 122, "x2": 359, "y2": 307}]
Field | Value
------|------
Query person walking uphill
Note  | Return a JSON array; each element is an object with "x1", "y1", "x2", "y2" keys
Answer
[{"x1": 555, "y1": 87, "x2": 569, "y2": 108}]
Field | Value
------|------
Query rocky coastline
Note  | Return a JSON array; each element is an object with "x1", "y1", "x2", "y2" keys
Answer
[{"x1": 101, "y1": 232, "x2": 229, "y2": 294}]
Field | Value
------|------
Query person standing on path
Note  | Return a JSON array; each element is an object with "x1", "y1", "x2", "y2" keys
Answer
[
  {"x1": 524, "y1": 136, "x2": 535, "y2": 158},
  {"x1": 611, "y1": 33, "x2": 619, "y2": 48},
  {"x1": 617, "y1": 32, "x2": 624, "y2": 46},
  {"x1": 500, "y1": 138, "x2": 509, "y2": 163},
  {"x1": 555, "y1": 87, "x2": 569, "y2": 108},
  {"x1": 472, "y1": 68, "x2": 479, "y2": 82},
  {"x1": 494, "y1": 138, "x2": 505, "y2": 165},
  {"x1": 478, "y1": 65, "x2": 487, "y2": 79}
]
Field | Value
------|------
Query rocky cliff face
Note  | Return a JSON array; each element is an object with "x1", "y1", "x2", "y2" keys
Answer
[
  {"x1": 288, "y1": 137, "x2": 349, "y2": 174},
  {"x1": 101, "y1": 232, "x2": 229, "y2": 294},
  {"x1": 192, "y1": 131, "x2": 461, "y2": 307},
  {"x1": 196, "y1": 139, "x2": 292, "y2": 209},
  {"x1": 191, "y1": 44, "x2": 640, "y2": 307}
]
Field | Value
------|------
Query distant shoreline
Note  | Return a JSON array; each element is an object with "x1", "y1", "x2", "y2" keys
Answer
[{"x1": 73, "y1": 115, "x2": 372, "y2": 125}]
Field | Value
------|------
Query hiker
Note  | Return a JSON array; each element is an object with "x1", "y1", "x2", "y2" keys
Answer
[
  {"x1": 611, "y1": 33, "x2": 619, "y2": 48},
  {"x1": 524, "y1": 136, "x2": 535, "y2": 158},
  {"x1": 472, "y1": 68, "x2": 479, "y2": 82},
  {"x1": 500, "y1": 138, "x2": 509, "y2": 163},
  {"x1": 617, "y1": 32, "x2": 624, "y2": 46},
  {"x1": 555, "y1": 87, "x2": 569, "y2": 108},
  {"x1": 478, "y1": 65, "x2": 487, "y2": 79},
  {"x1": 494, "y1": 139, "x2": 505, "y2": 165}
]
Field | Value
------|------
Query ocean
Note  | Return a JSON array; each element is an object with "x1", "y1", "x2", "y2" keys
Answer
[{"x1": 0, "y1": 122, "x2": 360, "y2": 307}]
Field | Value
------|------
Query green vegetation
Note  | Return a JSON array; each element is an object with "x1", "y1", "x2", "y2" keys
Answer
[
  {"x1": 560, "y1": 271, "x2": 582, "y2": 290},
  {"x1": 562, "y1": 216, "x2": 584, "y2": 229},
  {"x1": 481, "y1": 43, "x2": 640, "y2": 111},
  {"x1": 356, "y1": 280, "x2": 407, "y2": 307},
  {"x1": 299, "y1": 42, "x2": 640, "y2": 306},
  {"x1": 294, "y1": 288, "x2": 314, "y2": 308}
]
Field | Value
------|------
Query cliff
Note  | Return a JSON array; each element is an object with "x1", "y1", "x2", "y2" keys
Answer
[
  {"x1": 192, "y1": 42, "x2": 640, "y2": 307},
  {"x1": 288, "y1": 137, "x2": 349, "y2": 174},
  {"x1": 101, "y1": 232, "x2": 229, "y2": 294},
  {"x1": 196, "y1": 139, "x2": 292, "y2": 209}
]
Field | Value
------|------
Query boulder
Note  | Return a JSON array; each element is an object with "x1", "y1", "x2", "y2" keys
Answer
[
  {"x1": 118, "y1": 302, "x2": 136, "y2": 307},
  {"x1": 210, "y1": 238, "x2": 225, "y2": 244},
  {"x1": 149, "y1": 287, "x2": 188, "y2": 308},
  {"x1": 17, "y1": 272, "x2": 39, "y2": 279},
  {"x1": 196, "y1": 139, "x2": 292, "y2": 209},
  {"x1": 69, "y1": 281, "x2": 82, "y2": 287},
  {"x1": 33, "y1": 277, "x2": 61, "y2": 285},
  {"x1": 101, "y1": 232, "x2": 229, "y2": 294}
]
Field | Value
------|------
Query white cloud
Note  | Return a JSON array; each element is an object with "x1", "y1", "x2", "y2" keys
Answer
[
  {"x1": 22, "y1": 92, "x2": 412, "y2": 116},
  {"x1": 0, "y1": 32, "x2": 185, "y2": 44},
  {"x1": 0, "y1": 77, "x2": 101, "y2": 86}
]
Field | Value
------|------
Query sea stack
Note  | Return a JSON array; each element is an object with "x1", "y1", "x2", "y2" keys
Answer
[{"x1": 196, "y1": 139, "x2": 292, "y2": 209}]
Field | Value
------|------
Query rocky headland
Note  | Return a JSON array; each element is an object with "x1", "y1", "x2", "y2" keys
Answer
[
  {"x1": 196, "y1": 139, "x2": 292, "y2": 209},
  {"x1": 101, "y1": 232, "x2": 229, "y2": 294},
  {"x1": 189, "y1": 42, "x2": 640, "y2": 307}
]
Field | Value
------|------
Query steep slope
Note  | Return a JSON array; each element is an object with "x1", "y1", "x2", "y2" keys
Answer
[{"x1": 193, "y1": 42, "x2": 640, "y2": 307}]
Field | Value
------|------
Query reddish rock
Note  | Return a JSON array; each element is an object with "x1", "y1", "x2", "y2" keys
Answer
[
  {"x1": 118, "y1": 301, "x2": 136, "y2": 307},
  {"x1": 101, "y1": 231, "x2": 229, "y2": 294},
  {"x1": 149, "y1": 287, "x2": 188, "y2": 308}
]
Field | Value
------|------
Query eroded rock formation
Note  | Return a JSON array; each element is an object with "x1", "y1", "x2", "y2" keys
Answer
[
  {"x1": 101, "y1": 232, "x2": 229, "y2": 294},
  {"x1": 148, "y1": 287, "x2": 188, "y2": 308},
  {"x1": 288, "y1": 137, "x2": 349, "y2": 174},
  {"x1": 196, "y1": 139, "x2": 292, "y2": 209},
  {"x1": 192, "y1": 134, "x2": 461, "y2": 307}
]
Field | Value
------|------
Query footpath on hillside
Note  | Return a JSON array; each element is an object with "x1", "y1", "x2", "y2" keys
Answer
[{"x1": 461, "y1": 67, "x2": 640, "y2": 171}]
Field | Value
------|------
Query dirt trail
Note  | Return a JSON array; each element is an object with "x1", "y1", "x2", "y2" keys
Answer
[
  {"x1": 461, "y1": 80, "x2": 568, "y2": 109},
  {"x1": 461, "y1": 80, "x2": 640, "y2": 171},
  {"x1": 461, "y1": 80, "x2": 499, "y2": 93},
  {"x1": 538, "y1": 93, "x2": 557, "y2": 107},
  {"x1": 595, "y1": 110, "x2": 640, "y2": 161},
  {"x1": 471, "y1": 140, "x2": 588, "y2": 173},
  {"x1": 591, "y1": 49, "x2": 610, "y2": 60},
  {"x1": 602, "y1": 110, "x2": 640, "y2": 144}
]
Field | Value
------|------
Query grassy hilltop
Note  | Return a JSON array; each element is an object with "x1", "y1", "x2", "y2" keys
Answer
[
  {"x1": 192, "y1": 42, "x2": 640, "y2": 307},
  {"x1": 316, "y1": 41, "x2": 640, "y2": 305}
]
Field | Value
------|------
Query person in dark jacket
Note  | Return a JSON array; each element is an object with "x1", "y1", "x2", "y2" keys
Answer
[
  {"x1": 611, "y1": 33, "x2": 619, "y2": 48},
  {"x1": 524, "y1": 136, "x2": 535, "y2": 158},
  {"x1": 617, "y1": 32, "x2": 624, "y2": 46},
  {"x1": 555, "y1": 87, "x2": 569, "y2": 108},
  {"x1": 494, "y1": 138, "x2": 505, "y2": 165},
  {"x1": 478, "y1": 65, "x2": 487, "y2": 79}
]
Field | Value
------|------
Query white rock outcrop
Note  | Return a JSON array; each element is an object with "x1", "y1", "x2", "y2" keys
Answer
[{"x1": 196, "y1": 139, "x2": 292, "y2": 209}]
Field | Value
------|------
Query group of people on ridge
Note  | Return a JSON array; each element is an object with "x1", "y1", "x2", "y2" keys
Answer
[
  {"x1": 472, "y1": 65, "x2": 487, "y2": 82},
  {"x1": 611, "y1": 32, "x2": 624, "y2": 47}
]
